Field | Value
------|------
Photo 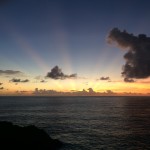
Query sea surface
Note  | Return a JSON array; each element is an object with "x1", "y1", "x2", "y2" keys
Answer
[{"x1": 0, "y1": 96, "x2": 150, "y2": 150}]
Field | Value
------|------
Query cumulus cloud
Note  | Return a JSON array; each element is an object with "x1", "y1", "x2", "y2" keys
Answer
[
  {"x1": 32, "y1": 87, "x2": 118, "y2": 96},
  {"x1": 106, "y1": 90, "x2": 115, "y2": 94},
  {"x1": 0, "y1": 70, "x2": 23, "y2": 76},
  {"x1": 10, "y1": 78, "x2": 29, "y2": 83},
  {"x1": 33, "y1": 88, "x2": 96, "y2": 96},
  {"x1": 100, "y1": 76, "x2": 110, "y2": 80},
  {"x1": 46, "y1": 66, "x2": 77, "y2": 80},
  {"x1": 88, "y1": 88, "x2": 95, "y2": 93},
  {"x1": 108, "y1": 28, "x2": 150, "y2": 81},
  {"x1": 33, "y1": 88, "x2": 60, "y2": 95}
]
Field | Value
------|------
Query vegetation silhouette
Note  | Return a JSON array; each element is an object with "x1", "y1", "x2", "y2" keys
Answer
[{"x1": 0, "y1": 121, "x2": 63, "y2": 150}]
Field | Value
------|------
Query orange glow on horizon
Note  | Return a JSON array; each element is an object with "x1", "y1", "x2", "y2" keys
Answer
[{"x1": 1, "y1": 77, "x2": 150, "y2": 96}]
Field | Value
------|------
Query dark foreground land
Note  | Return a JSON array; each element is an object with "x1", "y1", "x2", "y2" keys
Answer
[{"x1": 0, "y1": 121, "x2": 63, "y2": 150}]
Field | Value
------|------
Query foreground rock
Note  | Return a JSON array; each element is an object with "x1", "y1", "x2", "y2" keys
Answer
[{"x1": 0, "y1": 121, "x2": 63, "y2": 150}]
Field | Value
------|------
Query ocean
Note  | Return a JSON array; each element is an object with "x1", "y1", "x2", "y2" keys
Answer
[{"x1": 0, "y1": 96, "x2": 150, "y2": 150}]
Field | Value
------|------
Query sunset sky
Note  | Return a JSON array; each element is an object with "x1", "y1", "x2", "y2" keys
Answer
[{"x1": 0, "y1": 0, "x2": 150, "y2": 95}]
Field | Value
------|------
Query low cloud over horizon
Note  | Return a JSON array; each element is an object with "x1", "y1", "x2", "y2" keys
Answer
[
  {"x1": 108, "y1": 28, "x2": 150, "y2": 81},
  {"x1": 33, "y1": 87, "x2": 116, "y2": 96},
  {"x1": 46, "y1": 66, "x2": 77, "y2": 80},
  {"x1": 10, "y1": 78, "x2": 30, "y2": 83}
]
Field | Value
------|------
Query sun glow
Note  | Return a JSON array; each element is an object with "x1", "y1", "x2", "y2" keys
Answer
[{"x1": 1, "y1": 12, "x2": 150, "y2": 96}]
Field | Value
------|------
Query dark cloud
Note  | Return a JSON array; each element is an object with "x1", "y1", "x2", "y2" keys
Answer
[
  {"x1": 33, "y1": 88, "x2": 118, "y2": 96},
  {"x1": 100, "y1": 76, "x2": 110, "y2": 80},
  {"x1": 40, "y1": 80, "x2": 47, "y2": 83},
  {"x1": 33, "y1": 88, "x2": 60, "y2": 95},
  {"x1": 46, "y1": 66, "x2": 77, "y2": 80},
  {"x1": 106, "y1": 90, "x2": 115, "y2": 94},
  {"x1": 0, "y1": 70, "x2": 23, "y2": 76},
  {"x1": 33, "y1": 88, "x2": 95, "y2": 96},
  {"x1": 10, "y1": 78, "x2": 29, "y2": 83},
  {"x1": 21, "y1": 79, "x2": 29, "y2": 83},
  {"x1": 0, "y1": 87, "x2": 4, "y2": 90},
  {"x1": 69, "y1": 74, "x2": 77, "y2": 78},
  {"x1": 124, "y1": 78, "x2": 135, "y2": 83},
  {"x1": 88, "y1": 88, "x2": 95, "y2": 93},
  {"x1": 108, "y1": 28, "x2": 150, "y2": 81},
  {"x1": 10, "y1": 78, "x2": 21, "y2": 82},
  {"x1": 0, "y1": 83, "x2": 3, "y2": 85},
  {"x1": 15, "y1": 90, "x2": 30, "y2": 95}
]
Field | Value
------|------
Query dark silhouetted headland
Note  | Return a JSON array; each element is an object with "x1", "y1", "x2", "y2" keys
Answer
[{"x1": 0, "y1": 121, "x2": 63, "y2": 150}]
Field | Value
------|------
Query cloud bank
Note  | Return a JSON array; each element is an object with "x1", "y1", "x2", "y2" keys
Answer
[
  {"x1": 46, "y1": 66, "x2": 77, "y2": 80},
  {"x1": 33, "y1": 88, "x2": 115, "y2": 96},
  {"x1": 108, "y1": 28, "x2": 150, "y2": 81}
]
